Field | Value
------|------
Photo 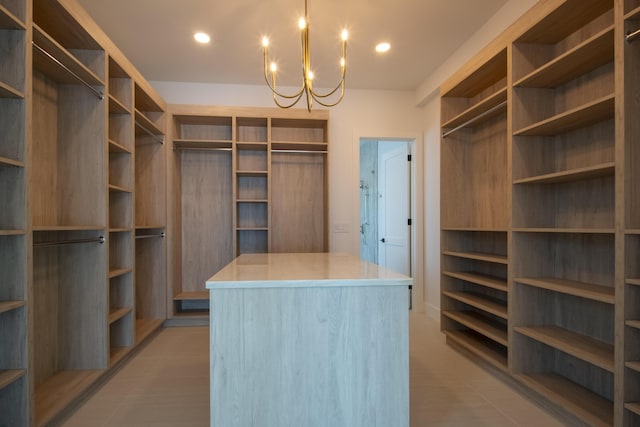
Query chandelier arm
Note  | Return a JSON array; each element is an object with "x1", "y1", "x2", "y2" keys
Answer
[
  {"x1": 309, "y1": 76, "x2": 345, "y2": 99},
  {"x1": 263, "y1": 49, "x2": 306, "y2": 99},
  {"x1": 272, "y1": 89, "x2": 306, "y2": 109},
  {"x1": 310, "y1": 86, "x2": 345, "y2": 107}
]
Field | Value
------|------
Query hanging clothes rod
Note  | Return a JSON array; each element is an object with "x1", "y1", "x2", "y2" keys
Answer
[
  {"x1": 442, "y1": 100, "x2": 508, "y2": 139},
  {"x1": 626, "y1": 27, "x2": 640, "y2": 43},
  {"x1": 271, "y1": 149, "x2": 328, "y2": 154},
  {"x1": 174, "y1": 147, "x2": 232, "y2": 152},
  {"x1": 34, "y1": 235, "x2": 105, "y2": 248},
  {"x1": 135, "y1": 121, "x2": 165, "y2": 144},
  {"x1": 135, "y1": 232, "x2": 165, "y2": 240},
  {"x1": 32, "y1": 42, "x2": 104, "y2": 100}
]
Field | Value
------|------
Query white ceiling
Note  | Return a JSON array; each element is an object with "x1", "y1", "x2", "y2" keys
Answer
[{"x1": 76, "y1": 0, "x2": 509, "y2": 91}]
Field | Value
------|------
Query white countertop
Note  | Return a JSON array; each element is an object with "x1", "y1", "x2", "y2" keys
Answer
[{"x1": 206, "y1": 253, "x2": 412, "y2": 289}]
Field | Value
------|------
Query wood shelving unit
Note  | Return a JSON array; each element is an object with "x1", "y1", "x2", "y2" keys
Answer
[
  {"x1": 0, "y1": 0, "x2": 31, "y2": 425},
  {"x1": 440, "y1": 48, "x2": 510, "y2": 374},
  {"x1": 439, "y1": 1, "x2": 630, "y2": 425},
  {"x1": 166, "y1": 107, "x2": 329, "y2": 320}
]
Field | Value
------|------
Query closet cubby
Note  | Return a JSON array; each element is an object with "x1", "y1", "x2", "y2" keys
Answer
[
  {"x1": 133, "y1": 84, "x2": 166, "y2": 337},
  {"x1": 108, "y1": 271, "x2": 134, "y2": 365},
  {"x1": 31, "y1": 13, "x2": 106, "y2": 230},
  {"x1": 271, "y1": 117, "x2": 328, "y2": 151},
  {"x1": 440, "y1": 42, "x2": 509, "y2": 372},
  {"x1": 441, "y1": 230, "x2": 508, "y2": 371},
  {"x1": 234, "y1": 117, "x2": 269, "y2": 255},
  {"x1": 32, "y1": 229, "x2": 107, "y2": 427},
  {"x1": 169, "y1": 111, "x2": 234, "y2": 317},
  {"x1": 134, "y1": 228, "x2": 165, "y2": 342}
]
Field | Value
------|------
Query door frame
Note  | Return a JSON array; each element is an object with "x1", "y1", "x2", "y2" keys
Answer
[{"x1": 354, "y1": 134, "x2": 424, "y2": 313}]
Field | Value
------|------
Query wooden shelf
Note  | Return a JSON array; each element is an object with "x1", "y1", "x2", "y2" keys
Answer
[
  {"x1": 442, "y1": 271, "x2": 508, "y2": 292},
  {"x1": 513, "y1": 228, "x2": 615, "y2": 234},
  {"x1": 513, "y1": 162, "x2": 615, "y2": 185},
  {"x1": 626, "y1": 402, "x2": 640, "y2": 417},
  {"x1": 441, "y1": 227, "x2": 508, "y2": 232},
  {"x1": 35, "y1": 370, "x2": 104, "y2": 427},
  {"x1": 0, "y1": 81, "x2": 24, "y2": 99},
  {"x1": 442, "y1": 49, "x2": 507, "y2": 98},
  {"x1": 32, "y1": 225, "x2": 104, "y2": 232},
  {"x1": 514, "y1": 26, "x2": 614, "y2": 88},
  {"x1": 626, "y1": 320, "x2": 640, "y2": 330},
  {"x1": 109, "y1": 228, "x2": 132, "y2": 234},
  {"x1": 236, "y1": 227, "x2": 269, "y2": 231},
  {"x1": 135, "y1": 318, "x2": 163, "y2": 345},
  {"x1": 109, "y1": 94, "x2": 131, "y2": 115},
  {"x1": 108, "y1": 184, "x2": 132, "y2": 194},
  {"x1": 109, "y1": 268, "x2": 132, "y2": 279},
  {"x1": 173, "y1": 139, "x2": 232, "y2": 150},
  {"x1": 442, "y1": 250, "x2": 508, "y2": 265},
  {"x1": 515, "y1": 326, "x2": 614, "y2": 372},
  {"x1": 0, "y1": 5, "x2": 25, "y2": 29},
  {"x1": 0, "y1": 369, "x2": 25, "y2": 391},
  {"x1": 174, "y1": 291, "x2": 209, "y2": 301},
  {"x1": 236, "y1": 199, "x2": 268, "y2": 204},
  {"x1": 516, "y1": 373, "x2": 613, "y2": 427},
  {"x1": 236, "y1": 170, "x2": 268, "y2": 177},
  {"x1": 626, "y1": 278, "x2": 640, "y2": 287},
  {"x1": 442, "y1": 291, "x2": 507, "y2": 319},
  {"x1": 0, "y1": 300, "x2": 25, "y2": 314},
  {"x1": 515, "y1": 0, "x2": 612, "y2": 44},
  {"x1": 625, "y1": 6, "x2": 640, "y2": 19},
  {"x1": 108, "y1": 139, "x2": 131, "y2": 153},
  {"x1": 443, "y1": 310, "x2": 507, "y2": 346},
  {"x1": 236, "y1": 141, "x2": 268, "y2": 150},
  {"x1": 441, "y1": 87, "x2": 507, "y2": 129},
  {"x1": 32, "y1": 24, "x2": 104, "y2": 87},
  {"x1": 626, "y1": 361, "x2": 640, "y2": 373},
  {"x1": 109, "y1": 346, "x2": 132, "y2": 366},
  {"x1": 108, "y1": 307, "x2": 132, "y2": 324},
  {"x1": 514, "y1": 277, "x2": 614, "y2": 304},
  {"x1": 444, "y1": 329, "x2": 508, "y2": 372},
  {"x1": 135, "y1": 225, "x2": 165, "y2": 230},
  {"x1": 514, "y1": 94, "x2": 615, "y2": 136},
  {"x1": 0, "y1": 155, "x2": 24, "y2": 168},
  {"x1": 135, "y1": 109, "x2": 164, "y2": 137},
  {"x1": 271, "y1": 141, "x2": 328, "y2": 152},
  {"x1": 0, "y1": 229, "x2": 25, "y2": 236}
]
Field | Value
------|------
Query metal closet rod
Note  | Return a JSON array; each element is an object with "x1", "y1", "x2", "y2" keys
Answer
[
  {"x1": 135, "y1": 232, "x2": 165, "y2": 239},
  {"x1": 627, "y1": 27, "x2": 640, "y2": 43},
  {"x1": 32, "y1": 42, "x2": 104, "y2": 100},
  {"x1": 136, "y1": 121, "x2": 165, "y2": 144},
  {"x1": 174, "y1": 147, "x2": 232, "y2": 152},
  {"x1": 442, "y1": 100, "x2": 507, "y2": 139},
  {"x1": 34, "y1": 235, "x2": 105, "y2": 247}
]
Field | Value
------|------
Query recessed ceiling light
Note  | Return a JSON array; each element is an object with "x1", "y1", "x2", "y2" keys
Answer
[
  {"x1": 194, "y1": 32, "x2": 211, "y2": 44},
  {"x1": 375, "y1": 42, "x2": 391, "y2": 53}
]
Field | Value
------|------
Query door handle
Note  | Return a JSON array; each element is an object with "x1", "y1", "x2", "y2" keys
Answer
[{"x1": 380, "y1": 238, "x2": 386, "y2": 243}]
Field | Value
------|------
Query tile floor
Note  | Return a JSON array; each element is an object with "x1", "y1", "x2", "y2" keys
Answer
[{"x1": 61, "y1": 313, "x2": 565, "y2": 426}]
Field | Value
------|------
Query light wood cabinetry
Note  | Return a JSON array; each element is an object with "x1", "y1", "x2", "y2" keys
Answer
[
  {"x1": 440, "y1": 0, "x2": 639, "y2": 425},
  {"x1": 440, "y1": 46, "x2": 510, "y2": 373},
  {"x1": 133, "y1": 84, "x2": 166, "y2": 341},
  {"x1": 623, "y1": 1, "x2": 640, "y2": 425},
  {"x1": 168, "y1": 106, "x2": 328, "y2": 320},
  {"x1": 0, "y1": 0, "x2": 28, "y2": 424},
  {"x1": 0, "y1": 0, "x2": 170, "y2": 424}
]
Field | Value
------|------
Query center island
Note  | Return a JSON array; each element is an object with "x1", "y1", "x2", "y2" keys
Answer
[{"x1": 206, "y1": 252, "x2": 412, "y2": 427}]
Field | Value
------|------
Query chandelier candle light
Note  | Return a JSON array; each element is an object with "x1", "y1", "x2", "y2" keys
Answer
[{"x1": 261, "y1": 0, "x2": 348, "y2": 111}]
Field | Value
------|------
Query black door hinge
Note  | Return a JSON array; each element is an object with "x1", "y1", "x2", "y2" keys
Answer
[
  {"x1": 408, "y1": 218, "x2": 412, "y2": 226},
  {"x1": 407, "y1": 154, "x2": 412, "y2": 161}
]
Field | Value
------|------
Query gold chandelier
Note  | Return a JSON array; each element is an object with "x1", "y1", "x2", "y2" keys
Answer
[{"x1": 261, "y1": 0, "x2": 348, "y2": 111}]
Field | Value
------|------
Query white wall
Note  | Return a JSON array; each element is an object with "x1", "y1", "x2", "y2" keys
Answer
[{"x1": 151, "y1": 0, "x2": 539, "y2": 319}]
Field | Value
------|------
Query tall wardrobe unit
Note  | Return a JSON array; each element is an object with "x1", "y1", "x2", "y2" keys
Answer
[
  {"x1": 167, "y1": 106, "x2": 329, "y2": 320},
  {"x1": 440, "y1": 0, "x2": 640, "y2": 425},
  {"x1": 0, "y1": 0, "x2": 168, "y2": 425}
]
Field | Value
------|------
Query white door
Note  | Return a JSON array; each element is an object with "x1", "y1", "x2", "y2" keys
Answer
[{"x1": 378, "y1": 142, "x2": 410, "y2": 276}]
